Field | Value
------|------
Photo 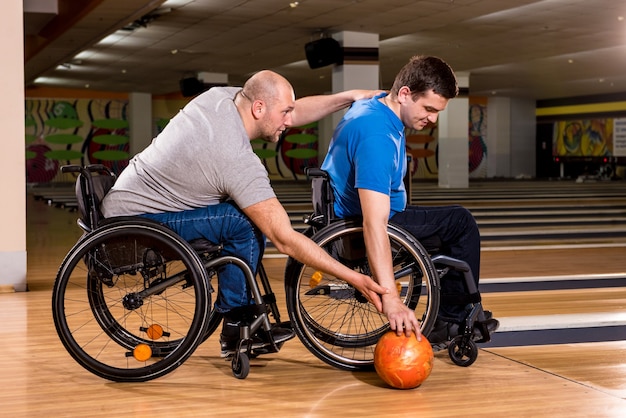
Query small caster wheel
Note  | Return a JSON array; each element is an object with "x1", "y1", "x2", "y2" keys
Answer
[
  {"x1": 232, "y1": 352, "x2": 250, "y2": 379},
  {"x1": 448, "y1": 335, "x2": 478, "y2": 367}
]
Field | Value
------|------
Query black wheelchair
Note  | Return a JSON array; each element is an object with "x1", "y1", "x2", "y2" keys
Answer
[
  {"x1": 52, "y1": 164, "x2": 284, "y2": 381},
  {"x1": 51, "y1": 164, "x2": 491, "y2": 383},
  {"x1": 284, "y1": 168, "x2": 492, "y2": 371}
]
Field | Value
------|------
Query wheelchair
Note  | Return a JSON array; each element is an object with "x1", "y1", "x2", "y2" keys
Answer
[
  {"x1": 52, "y1": 164, "x2": 491, "y2": 383},
  {"x1": 283, "y1": 168, "x2": 493, "y2": 369},
  {"x1": 52, "y1": 164, "x2": 285, "y2": 381}
]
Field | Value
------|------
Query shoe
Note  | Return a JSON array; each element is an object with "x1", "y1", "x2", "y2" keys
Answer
[
  {"x1": 427, "y1": 315, "x2": 499, "y2": 352},
  {"x1": 428, "y1": 320, "x2": 459, "y2": 352},
  {"x1": 474, "y1": 317, "x2": 499, "y2": 343},
  {"x1": 219, "y1": 318, "x2": 295, "y2": 358}
]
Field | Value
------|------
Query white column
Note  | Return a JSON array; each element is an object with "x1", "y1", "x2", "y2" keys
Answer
[
  {"x1": 0, "y1": 1, "x2": 26, "y2": 292},
  {"x1": 318, "y1": 31, "x2": 379, "y2": 161},
  {"x1": 438, "y1": 72, "x2": 469, "y2": 188},
  {"x1": 487, "y1": 97, "x2": 512, "y2": 178},
  {"x1": 129, "y1": 92, "x2": 153, "y2": 156}
]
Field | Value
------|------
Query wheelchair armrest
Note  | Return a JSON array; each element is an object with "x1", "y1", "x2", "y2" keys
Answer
[{"x1": 305, "y1": 167, "x2": 328, "y2": 179}]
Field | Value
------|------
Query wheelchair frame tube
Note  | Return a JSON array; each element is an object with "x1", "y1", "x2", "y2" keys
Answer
[{"x1": 203, "y1": 255, "x2": 272, "y2": 331}]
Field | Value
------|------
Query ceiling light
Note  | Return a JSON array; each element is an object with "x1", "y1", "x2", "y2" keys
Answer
[
  {"x1": 162, "y1": 0, "x2": 195, "y2": 7},
  {"x1": 74, "y1": 51, "x2": 93, "y2": 60},
  {"x1": 97, "y1": 32, "x2": 127, "y2": 46},
  {"x1": 568, "y1": 59, "x2": 574, "y2": 64},
  {"x1": 289, "y1": 1, "x2": 299, "y2": 8}
]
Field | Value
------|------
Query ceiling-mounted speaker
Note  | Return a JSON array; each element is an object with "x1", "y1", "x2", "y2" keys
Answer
[
  {"x1": 179, "y1": 77, "x2": 204, "y2": 97},
  {"x1": 305, "y1": 38, "x2": 343, "y2": 69}
]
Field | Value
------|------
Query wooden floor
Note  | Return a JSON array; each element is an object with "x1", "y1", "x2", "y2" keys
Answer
[{"x1": 2, "y1": 181, "x2": 626, "y2": 417}]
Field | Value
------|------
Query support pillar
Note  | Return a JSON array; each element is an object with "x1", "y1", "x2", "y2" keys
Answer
[
  {"x1": 0, "y1": 1, "x2": 26, "y2": 291},
  {"x1": 318, "y1": 31, "x2": 379, "y2": 161},
  {"x1": 129, "y1": 92, "x2": 153, "y2": 156},
  {"x1": 487, "y1": 96, "x2": 511, "y2": 178},
  {"x1": 438, "y1": 72, "x2": 469, "y2": 189}
]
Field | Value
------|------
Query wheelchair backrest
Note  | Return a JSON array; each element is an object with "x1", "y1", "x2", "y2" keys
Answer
[
  {"x1": 304, "y1": 163, "x2": 441, "y2": 254},
  {"x1": 304, "y1": 167, "x2": 335, "y2": 228},
  {"x1": 61, "y1": 164, "x2": 116, "y2": 231}
]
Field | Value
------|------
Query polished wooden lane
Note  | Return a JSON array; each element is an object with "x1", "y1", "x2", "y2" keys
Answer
[
  {"x1": 2, "y1": 255, "x2": 625, "y2": 417},
  {"x1": 1, "y1": 183, "x2": 625, "y2": 417}
]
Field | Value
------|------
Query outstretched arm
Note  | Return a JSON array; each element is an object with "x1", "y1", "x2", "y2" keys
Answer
[
  {"x1": 243, "y1": 197, "x2": 389, "y2": 312},
  {"x1": 291, "y1": 89, "x2": 384, "y2": 127},
  {"x1": 359, "y1": 188, "x2": 422, "y2": 338}
]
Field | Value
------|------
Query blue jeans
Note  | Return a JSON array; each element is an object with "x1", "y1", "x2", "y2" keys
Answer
[
  {"x1": 141, "y1": 201, "x2": 265, "y2": 313},
  {"x1": 390, "y1": 204, "x2": 481, "y2": 323}
]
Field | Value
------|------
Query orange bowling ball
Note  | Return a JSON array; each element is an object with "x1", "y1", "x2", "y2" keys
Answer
[{"x1": 374, "y1": 331, "x2": 434, "y2": 389}]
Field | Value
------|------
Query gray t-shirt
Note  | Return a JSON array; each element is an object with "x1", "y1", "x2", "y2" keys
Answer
[{"x1": 101, "y1": 87, "x2": 275, "y2": 217}]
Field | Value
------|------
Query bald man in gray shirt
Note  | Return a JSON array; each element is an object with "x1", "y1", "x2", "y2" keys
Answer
[{"x1": 102, "y1": 71, "x2": 415, "y2": 358}]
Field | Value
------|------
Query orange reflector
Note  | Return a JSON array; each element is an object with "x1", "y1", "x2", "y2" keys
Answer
[
  {"x1": 396, "y1": 282, "x2": 402, "y2": 295},
  {"x1": 146, "y1": 324, "x2": 164, "y2": 340},
  {"x1": 309, "y1": 271, "x2": 323, "y2": 288},
  {"x1": 133, "y1": 344, "x2": 152, "y2": 362}
]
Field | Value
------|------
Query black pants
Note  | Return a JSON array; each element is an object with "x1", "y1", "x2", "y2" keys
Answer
[{"x1": 391, "y1": 204, "x2": 481, "y2": 323}]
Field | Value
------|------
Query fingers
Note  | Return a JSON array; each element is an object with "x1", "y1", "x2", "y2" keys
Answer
[
  {"x1": 371, "y1": 281, "x2": 389, "y2": 295},
  {"x1": 404, "y1": 326, "x2": 421, "y2": 340},
  {"x1": 368, "y1": 293, "x2": 383, "y2": 313},
  {"x1": 388, "y1": 312, "x2": 421, "y2": 340}
]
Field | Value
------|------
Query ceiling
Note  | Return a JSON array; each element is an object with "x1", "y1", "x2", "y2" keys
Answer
[{"x1": 24, "y1": 0, "x2": 626, "y2": 100}]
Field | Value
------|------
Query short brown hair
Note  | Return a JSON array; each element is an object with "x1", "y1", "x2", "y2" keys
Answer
[{"x1": 390, "y1": 55, "x2": 458, "y2": 100}]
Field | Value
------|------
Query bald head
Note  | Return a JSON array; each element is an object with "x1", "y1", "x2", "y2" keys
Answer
[{"x1": 242, "y1": 70, "x2": 294, "y2": 108}]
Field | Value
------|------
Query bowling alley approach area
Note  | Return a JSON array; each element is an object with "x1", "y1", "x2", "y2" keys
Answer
[{"x1": 1, "y1": 178, "x2": 625, "y2": 417}]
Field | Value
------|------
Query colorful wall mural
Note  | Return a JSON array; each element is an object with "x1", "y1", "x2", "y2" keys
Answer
[
  {"x1": 405, "y1": 125, "x2": 439, "y2": 180},
  {"x1": 552, "y1": 119, "x2": 613, "y2": 158},
  {"x1": 25, "y1": 98, "x2": 129, "y2": 183},
  {"x1": 252, "y1": 122, "x2": 319, "y2": 181},
  {"x1": 468, "y1": 97, "x2": 488, "y2": 178},
  {"x1": 26, "y1": 94, "x2": 490, "y2": 185}
]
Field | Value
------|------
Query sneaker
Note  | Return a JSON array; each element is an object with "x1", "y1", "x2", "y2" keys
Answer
[
  {"x1": 474, "y1": 317, "x2": 499, "y2": 343},
  {"x1": 427, "y1": 315, "x2": 499, "y2": 352},
  {"x1": 219, "y1": 319, "x2": 295, "y2": 358},
  {"x1": 428, "y1": 320, "x2": 459, "y2": 352}
]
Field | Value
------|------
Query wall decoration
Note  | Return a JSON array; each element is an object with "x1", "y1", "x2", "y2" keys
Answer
[
  {"x1": 553, "y1": 119, "x2": 613, "y2": 157},
  {"x1": 25, "y1": 98, "x2": 129, "y2": 184}
]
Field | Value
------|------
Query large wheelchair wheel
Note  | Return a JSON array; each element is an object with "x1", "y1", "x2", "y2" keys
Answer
[
  {"x1": 52, "y1": 219, "x2": 211, "y2": 382},
  {"x1": 285, "y1": 219, "x2": 439, "y2": 371}
]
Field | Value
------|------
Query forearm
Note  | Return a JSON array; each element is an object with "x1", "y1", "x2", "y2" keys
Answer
[
  {"x1": 292, "y1": 89, "x2": 382, "y2": 126},
  {"x1": 362, "y1": 220, "x2": 398, "y2": 299},
  {"x1": 274, "y1": 227, "x2": 388, "y2": 312},
  {"x1": 278, "y1": 230, "x2": 364, "y2": 285},
  {"x1": 244, "y1": 198, "x2": 363, "y2": 285}
]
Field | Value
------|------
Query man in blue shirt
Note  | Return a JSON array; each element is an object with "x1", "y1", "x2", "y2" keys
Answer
[{"x1": 322, "y1": 55, "x2": 498, "y2": 349}]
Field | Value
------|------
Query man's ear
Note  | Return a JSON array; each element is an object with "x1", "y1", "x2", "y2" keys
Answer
[
  {"x1": 397, "y1": 86, "x2": 412, "y2": 104},
  {"x1": 251, "y1": 99, "x2": 265, "y2": 119}
]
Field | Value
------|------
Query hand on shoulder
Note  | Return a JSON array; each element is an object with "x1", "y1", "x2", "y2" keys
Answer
[{"x1": 349, "y1": 89, "x2": 387, "y2": 101}]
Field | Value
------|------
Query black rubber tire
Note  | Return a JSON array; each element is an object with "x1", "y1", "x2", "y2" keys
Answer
[
  {"x1": 448, "y1": 336, "x2": 478, "y2": 367},
  {"x1": 52, "y1": 220, "x2": 211, "y2": 382},
  {"x1": 285, "y1": 219, "x2": 439, "y2": 371}
]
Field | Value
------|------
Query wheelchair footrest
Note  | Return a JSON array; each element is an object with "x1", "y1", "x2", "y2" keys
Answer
[{"x1": 472, "y1": 320, "x2": 492, "y2": 344}]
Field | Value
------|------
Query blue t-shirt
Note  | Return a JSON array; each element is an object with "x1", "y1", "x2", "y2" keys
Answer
[{"x1": 321, "y1": 93, "x2": 407, "y2": 218}]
